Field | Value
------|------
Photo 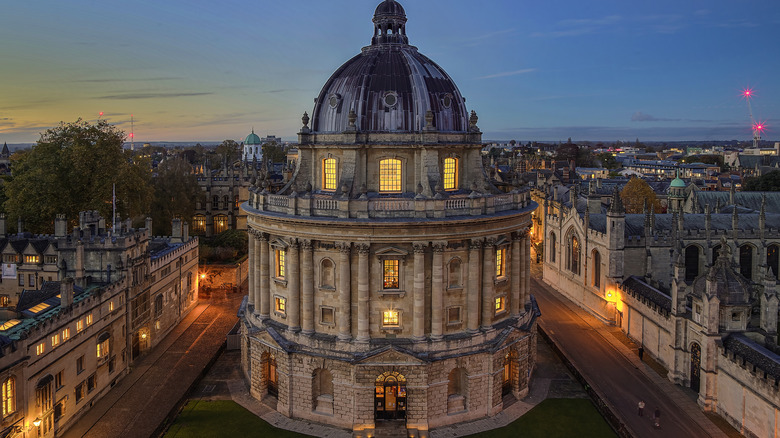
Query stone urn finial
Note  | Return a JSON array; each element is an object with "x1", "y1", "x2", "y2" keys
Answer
[
  {"x1": 469, "y1": 110, "x2": 479, "y2": 131},
  {"x1": 302, "y1": 112, "x2": 310, "y2": 128},
  {"x1": 425, "y1": 110, "x2": 434, "y2": 130},
  {"x1": 348, "y1": 109, "x2": 357, "y2": 128}
]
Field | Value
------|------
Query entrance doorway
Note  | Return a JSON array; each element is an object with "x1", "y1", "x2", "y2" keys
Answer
[
  {"x1": 264, "y1": 353, "x2": 278, "y2": 397},
  {"x1": 690, "y1": 343, "x2": 701, "y2": 393},
  {"x1": 503, "y1": 350, "x2": 518, "y2": 396},
  {"x1": 375, "y1": 372, "x2": 407, "y2": 420}
]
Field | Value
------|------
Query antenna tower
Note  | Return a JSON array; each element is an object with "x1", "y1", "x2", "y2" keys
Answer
[
  {"x1": 130, "y1": 114, "x2": 135, "y2": 152},
  {"x1": 743, "y1": 88, "x2": 766, "y2": 148}
]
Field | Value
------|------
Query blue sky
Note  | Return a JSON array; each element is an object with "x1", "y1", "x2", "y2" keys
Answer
[{"x1": 1, "y1": 0, "x2": 778, "y2": 144}]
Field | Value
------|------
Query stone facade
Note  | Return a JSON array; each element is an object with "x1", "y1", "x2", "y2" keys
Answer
[
  {"x1": 239, "y1": 1, "x2": 539, "y2": 435},
  {"x1": 193, "y1": 162, "x2": 253, "y2": 236}
]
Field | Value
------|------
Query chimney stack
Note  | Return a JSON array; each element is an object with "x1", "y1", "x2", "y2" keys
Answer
[
  {"x1": 145, "y1": 217, "x2": 153, "y2": 235},
  {"x1": 171, "y1": 218, "x2": 182, "y2": 243},
  {"x1": 55, "y1": 214, "x2": 67, "y2": 237},
  {"x1": 60, "y1": 277, "x2": 74, "y2": 308}
]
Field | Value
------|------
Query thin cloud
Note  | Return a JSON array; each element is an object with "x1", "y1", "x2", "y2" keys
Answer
[
  {"x1": 478, "y1": 68, "x2": 537, "y2": 80},
  {"x1": 631, "y1": 111, "x2": 681, "y2": 122},
  {"x1": 74, "y1": 77, "x2": 180, "y2": 83},
  {"x1": 532, "y1": 15, "x2": 621, "y2": 38},
  {"x1": 462, "y1": 28, "x2": 517, "y2": 46},
  {"x1": 95, "y1": 92, "x2": 213, "y2": 100},
  {"x1": 491, "y1": 125, "x2": 754, "y2": 141}
]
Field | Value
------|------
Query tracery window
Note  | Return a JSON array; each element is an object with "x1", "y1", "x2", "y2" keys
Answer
[
  {"x1": 567, "y1": 234, "x2": 580, "y2": 275},
  {"x1": 323, "y1": 158, "x2": 337, "y2": 191},
  {"x1": 213, "y1": 215, "x2": 229, "y2": 234},
  {"x1": 443, "y1": 157, "x2": 458, "y2": 190},
  {"x1": 2, "y1": 377, "x2": 15, "y2": 417},
  {"x1": 592, "y1": 250, "x2": 601, "y2": 288},
  {"x1": 379, "y1": 159, "x2": 402, "y2": 193}
]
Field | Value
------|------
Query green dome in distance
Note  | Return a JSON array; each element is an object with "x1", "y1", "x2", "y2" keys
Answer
[
  {"x1": 670, "y1": 170, "x2": 686, "y2": 188},
  {"x1": 245, "y1": 129, "x2": 261, "y2": 145}
]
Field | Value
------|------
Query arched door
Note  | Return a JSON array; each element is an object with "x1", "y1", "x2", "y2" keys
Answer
[
  {"x1": 375, "y1": 372, "x2": 407, "y2": 420},
  {"x1": 690, "y1": 343, "x2": 701, "y2": 393},
  {"x1": 264, "y1": 354, "x2": 278, "y2": 397},
  {"x1": 503, "y1": 350, "x2": 518, "y2": 396}
]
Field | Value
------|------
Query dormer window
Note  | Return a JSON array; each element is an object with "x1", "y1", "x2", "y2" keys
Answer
[
  {"x1": 25, "y1": 255, "x2": 40, "y2": 264},
  {"x1": 379, "y1": 158, "x2": 402, "y2": 193}
]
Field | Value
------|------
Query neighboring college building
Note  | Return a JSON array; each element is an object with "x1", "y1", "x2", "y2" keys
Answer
[
  {"x1": 239, "y1": 1, "x2": 539, "y2": 436},
  {"x1": 0, "y1": 213, "x2": 198, "y2": 437},
  {"x1": 193, "y1": 161, "x2": 254, "y2": 237}
]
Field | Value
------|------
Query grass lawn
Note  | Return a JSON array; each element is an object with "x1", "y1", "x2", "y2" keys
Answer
[
  {"x1": 465, "y1": 399, "x2": 617, "y2": 438},
  {"x1": 163, "y1": 400, "x2": 314, "y2": 438}
]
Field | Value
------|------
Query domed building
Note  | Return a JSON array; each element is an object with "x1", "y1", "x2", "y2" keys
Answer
[
  {"x1": 243, "y1": 129, "x2": 263, "y2": 163},
  {"x1": 240, "y1": 1, "x2": 539, "y2": 435}
]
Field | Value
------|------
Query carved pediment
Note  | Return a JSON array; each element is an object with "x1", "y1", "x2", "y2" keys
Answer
[
  {"x1": 357, "y1": 347, "x2": 424, "y2": 365},
  {"x1": 375, "y1": 246, "x2": 409, "y2": 259}
]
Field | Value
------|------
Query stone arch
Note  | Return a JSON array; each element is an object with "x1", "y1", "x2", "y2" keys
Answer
[
  {"x1": 261, "y1": 351, "x2": 278, "y2": 397},
  {"x1": 375, "y1": 371, "x2": 407, "y2": 420},
  {"x1": 319, "y1": 258, "x2": 335, "y2": 289},
  {"x1": 591, "y1": 249, "x2": 601, "y2": 288},
  {"x1": 739, "y1": 243, "x2": 755, "y2": 280},
  {"x1": 685, "y1": 244, "x2": 702, "y2": 282},
  {"x1": 447, "y1": 367, "x2": 468, "y2": 414},
  {"x1": 502, "y1": 349, "x2": 519, "y2": 396},
  {"x1": 447, "y1": 257, "x2": 463, "y2": 288},
  {"x1": 565, "y1": 229, "x2": 581, "y2": 275},
  {"x1": 549, "y1": 232, "x2": 556, "y2": 263},
  {"x1": 312, "y1": 368, "x2": 334, "y2": 414},
  {"x1": 711, "y1": 244, "x2": 722, "y2": 265}
]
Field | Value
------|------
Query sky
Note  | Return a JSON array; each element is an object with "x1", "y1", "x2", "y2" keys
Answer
[{"x1": 1, "y1": 0, "x2": 779, "y2": 144}]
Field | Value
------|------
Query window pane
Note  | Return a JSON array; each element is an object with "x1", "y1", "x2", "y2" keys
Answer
[
  {"x1": 383, "y1": 260, "x2": 399, "y2": 289},
  {"x1": 323, "y1": 158, "x2": 337, "y2": 191},
  {"x1": 379, "y1": 159, "x2": 402, "y2": 192},
  {"x1": 443, "y1": 158, "x2": 457, "y2": 190}
]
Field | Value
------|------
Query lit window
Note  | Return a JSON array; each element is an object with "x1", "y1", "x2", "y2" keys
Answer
[
  {"x1": 28, "y1": 302, "x2": 51, "y2": 314},
  {"x1": 24, "y1": 255, "x2": 40, "y2": 264},
  {"x1": 51, "y1": 334, "x2": 60, "y2": 348},
  {"x1": 61, "y1": 328, "x2": 70, "y2": 341},
  {"x1": 213, "y1": 215, "x2": 229, "y2": 234},
  {"x1": 323, "y1": 158, "x2": 337, "y2": 191},
  {"x1": 379, "y1": 158, "x2": 402, "y2": 192},
  {"x1": 77, "y1": 319, "x2": 84, "y2": 332},
  {"x1": 443, "y1": 157, "x2": 458, "y2": 190},
  {"x1": 192, "y1": 215, "x2": 206, "y2": 233},
  {"x1": 97, "y1": 340, "x2": 109, "y2": 358},
  {"x1": 109, "y1": 301, "x2": 114, "y2": 312},
  {"x1": 275, "y1": 297, "x2": 286, "y2": 315},
  {"x1": 496, "y1": 248, "x2": 506, "y2": 278},
  {"x1": 383, "y1": 310, "x2": 400, "y2": 327},
  {"x1": 0, "y1": 320, "x2": 20, "y2": 331},
  {"x1": 86, "y1": 313, "x2": 93, "y2": 326},
  {"x1": 276, "y1": 250, "x2": 286, "y2": 279},
  {"x1": 2, "y1": 377, "x2": 15, "y2": 416},
  {"x1": 36, "y1": 342, "x2": 45, "y2": 355},
  {"x1": 495, "y1": 296, "x2": 506, "y2": 314},
  {"x1": 383, "y1": 260, "x2": 399, "y2": 289}
]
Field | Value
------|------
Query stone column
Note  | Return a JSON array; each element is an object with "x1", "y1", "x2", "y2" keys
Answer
[
  {"x1": 511, "y1": 231, "x2": 522, "y2": 316},
  {"x1": 259, "y1": 234, "x2": 270, "y2": 319},
  {"x1": 253, "y1": 232, "x2": 262, "y2": 312},
  {"x1": 481, "y1": 238, "x2": 496, "y2": 329},
  {"x1": 288, "y1": 240, "x2": 301, "y2": 331},
  {"x1": 431, "y1": 242, "x2": 446, "y2": 340},
  {"x1": 247, "y1": 230, "x2": 255, "y2": 308},
  {"x1": 524, "y1": 231, "x2": 531, "y2": 306},
  {"x1": 467, "y1": 239, "x2": 482, "y2": 332},
  {"x1": 413, "y1": 242, "x2": 427, "y2": 340},
  {"x1": 356, "y1": 244, "x2": 370, "y2": 343},
  {"x1": 337, "y1": 242, "x2": 352, "y2": 341},
  {"x1": 301, "y1": 240, "x2": 314, "y2": 335}
]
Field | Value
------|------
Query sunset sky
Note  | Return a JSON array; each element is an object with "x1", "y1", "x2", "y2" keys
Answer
[{"x1": 1, "y1": 0, "x2": 778, "y2": 144}]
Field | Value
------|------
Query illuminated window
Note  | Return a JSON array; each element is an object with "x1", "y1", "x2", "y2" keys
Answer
[
  {"x1": 379, "y1": 158, "x2": 402, "y2": 192},
  {"x1": 443, "y1": 157, "x2": 458, "y2": 190},
  {"x1": 0, "y1": 295, "x2": 8, "y2": 307},
  {"x1": 496, "y1": 248, "x2": 506, "y2": 278},
  {"x1": 382, "y1": 310, "x2": 400, "y2": 327},
  {"x1": 275, "y1": 296, "x2": 286, "y2": 315},
  {"x1": 213, "y1": 215, "x2": 229, "y2": 234},
  {"x1": 234, "y1": 195, "x2": 240, "y2": 209},
  {"x1": 276, "y1": 250, "x2": 286, "y2": 278},
  {"x1": 77, "y1": 319, "x2": 84, "y2": 332},
  {"x1": 109, "y1": 301, "x2": 114, "y2": 312},
  {"x1": 28, "y1": 302, "x2": 51, "y2": 314},
  {"x1": 383, "y1": 260, "x2": 399, "y2": 289},
  {"x1": 25, "y1": 255, "x2": 40, "y2": 264},
  {"x1": 323, "y1": 158, "x2": 337, "y2": 191},
  {"x1": 0, "y1": 319, "x2": 20, "y2": 331},
  {"x1": 2, "y1": 377, "x2": 14, "y2": 417},
  {"x1": 86, "y1": 313, "x2": 93, "y2": 326},
  {"x1": 51, "y1": 334, "x2": 60, "y2": 348},
  {"x1": 61, "y1": 328, "x2": 70, "y2": 341},
  {"x1": 495, "y1": 296, "x2": 506, "y2": 314},
  {"x1": 36, "y1": 342, "x2": 45, "y2": 355},
  {"x1": 192, "y1": 215, "x2": 206, "y2": 233},
  {"x1": 97, "y1": 339, "x2": 109, "y2": 358}
]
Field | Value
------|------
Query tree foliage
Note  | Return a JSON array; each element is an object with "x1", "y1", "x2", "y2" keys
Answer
[
  {"x1": 620, "y1": 177, "x2": 662, "y2": 214},
  {"x1": 681, "y1": 154, "x2": 723, "y2": 167},
  {"x1": 743, "y1": 171, "x2": 780, "y2": 191},
  {"x1": 4, "y1": 119, "x2": 153, "y2": 233},
  {"x1": 262, "y1": 141, "x2": 287, "y2": 164},
  {"x1": 596, "y1": 152, "x2": 619, "y2": 170},
  {"x1": 215, "y1": 139, "x2": 241, "y2": 166},
  {"x1": 150, "y1": 156, "x2": 200, "y2": 235}
]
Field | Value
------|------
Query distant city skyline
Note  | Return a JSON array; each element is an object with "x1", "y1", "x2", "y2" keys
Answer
[{"x1": 1, "y1": 0, "x2": 778, "y2": 144}]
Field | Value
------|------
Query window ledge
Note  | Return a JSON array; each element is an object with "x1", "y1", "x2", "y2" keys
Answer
[
  {"x1": 446, "y1": 286, "x2": 463, "y2": 293},
  {"x1": 378, "y1": 290, "x2": 406, "y2": 298},
  {"x1": 273, "y1": 278, "x2": 288, "y2": 287},
  {"x1": 318, "y1": 286, "x2": 336, "y2": 293},
  {"x1": 494, "y1": 277, "x2": 508, "y2": 286},
  {"x1": 381, "y1": 326, "x2": 402, "y2": 332},
  {"x1": 273, "y1": 311, "x2": 287, "y2": 319}
]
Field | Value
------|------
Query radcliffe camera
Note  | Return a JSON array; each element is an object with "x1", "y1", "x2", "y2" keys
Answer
[{"x1": 0, "y1": 1, "x2": 777, "y2": 438}]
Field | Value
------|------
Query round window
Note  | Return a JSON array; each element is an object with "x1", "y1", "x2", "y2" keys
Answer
[
  {"x1": 328, "y1": 95, "x2": 339, "y2": 109},
  {"x1": 384, "y1": 93, "x2": 397, "y2": 107},
  {"x1": 442, "y1": 94, "x2": 452, "y2": 109}
]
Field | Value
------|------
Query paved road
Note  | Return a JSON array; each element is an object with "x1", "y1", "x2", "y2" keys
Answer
[
  {"x1": 61, "y1": 292, "x2": 243, "y2": 438},
  {"x1": 533, "y1": 276, "x2": 729, "y2": 438}
]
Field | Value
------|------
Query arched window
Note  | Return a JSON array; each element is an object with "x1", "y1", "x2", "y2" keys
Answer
[
  {"x1": 313, "y1": 369, "x2": 334, "y2": 414},
  {"x1": 322, "y1": 158, "x2": 337, "y2": 191},
  {"x1": 213, "y1": 215, "x2": 229, "y2": 234},
  {"x1": 549, "y1": 232, "x2": 556, "y2": 263},
  {"x1": 448, "y1": 258, "x2": 462, "y2": 288},
  {"x1": 443, "y1": 157, "x2": 458, "y2": 191},
  {"x1": 36, "y1": 375, "x2": 53, "y2": 414},
  {"x1": 212, "y1": 195, "x2": 219, "y2": 208},
  {"x1": 262, "y1": 353, "x2": 278, "y2": 397},
  {"x1": 447, "y1": 368, "x2": 468, "y2": 413},
  {"x1": 223, "y1": 195, "x2": 230, "y2": 210},
  {"x1": 769, "y1": 245, "x2": 779, "y2": 279},
  {"x1": 2, "y1": 376, "x2": 15, "y2": 417},
  {"x1": 379, "y1": 158, "x2": 402, "y2": 193},
  {"x1": 192, "y1": 215, "x2": 206, "y2": 233},
  {"x1": 320, "y1": 259, "x2": 335, "y2": 289},
  {"x1": 567, "y1": 234, "x2": 580, "y2": 275},
  {"x1": 685, "y1": 245, "x2": 700, "y2": 282},
  {"x1": 740, "y1": 245, "x2": 753, "y2": 280},
  {"x1": 592, "y1": 250, "x2": 601, "y2": 288}
]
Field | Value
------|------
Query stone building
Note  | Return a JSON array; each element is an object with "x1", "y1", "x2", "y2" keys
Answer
[
  {"x1": 0, "y1": 213, "x2": 198, "y2": 437},
  {"x1": 193, "y1": 161, "x2": 254, "y2": 236},
  {"x1": 239, "y1": 1, "x2": 539, "y2": 436},
  {"x1": 539, "y1": 178, "x2": 780, "y2": 438}
]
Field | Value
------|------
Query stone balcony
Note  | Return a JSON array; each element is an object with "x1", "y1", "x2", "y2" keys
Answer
[{"x1": 246, "y1": 187, "x2": 535, "y2": 220}]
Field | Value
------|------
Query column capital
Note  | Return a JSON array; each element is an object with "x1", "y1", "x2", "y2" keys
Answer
[
  {"x1": 483, "y1": 237, "x2": 497, "y2": 248},
  {"x1": 301, "y1": 239, "x2": 313, "y2": 251},
  {"x1": 432, "y1": 241, "x2": 448, "y2": 253},
  {"x1": 356, "y1": 243, "x2": 370, "y2": 255},
  {"x1": 287, "y1": 238, "x2": 299, "y2": 249},
  {"x1": 336, "y1": 242, "x2": 352, "y2": 253},
  {"x1": 413, "y1": 242, "x2": 428, "y2": 254},
  {"x1": 258, "y1": 232, "x2": 269, "y2": 242},
  {"x1": 469, "y1": 239, "x2": 483, "y2": 250},
  {"x1": 512, "y1": 228, "x2": 530, "y2": 240}
]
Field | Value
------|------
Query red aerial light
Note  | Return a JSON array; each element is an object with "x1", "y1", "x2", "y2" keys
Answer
[
  {"x1": 742, "y1": 88, "x2": 754, "y2": 98},
  {"x1": 129, "y1": 133, "x2": 134, "y2": 138}
]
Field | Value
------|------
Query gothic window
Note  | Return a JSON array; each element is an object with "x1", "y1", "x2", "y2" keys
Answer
[
  {"x1": 740, "y1": 245, "x2": 753, "y2": 280},
  {"x1": 154, "y1": 294, "x2": 163, "y2": 317},
  {"x1": 443, "y1": 157, "x2": 458, "y2": 191},
  {"x1": 592, "y1": 250, "x2": 601, "y2": 288},
  {"x1": 496, "y1": 247, "x2": 506, "y2": 278},
  {"x1": 192, "y1": 215, "x2": 206, "y2": 233},
  {"x1": 685, "y1": 245, "x2": 700, "y2": 282},
  {"x1": 275, "y1": 250, "x2": 286, "y2": 279},
  {"x1": 712, "y1": 244, "x2": 722, "y2": 264},
  {"x1": 567, "y1": 234, "x2": 580, "y2": 275},
  {"x1": 323, "y1": 158, "x2": 337, "y2": 191},
  {"x1": 768, "y1": 245, "x2": 779, "y2": 279},
  {"x1": 223, "y1": 195, "x2": 230, "y2": 210},
  {"x1": 319, "y1": 259, "x2": 335, "y2": 289},
  {"x1": 96, "y1": 332, "x2": 110, "y2": 358},
  {"x1": 448, "y1": 258, "x2": 462, "y2": 288},
  {"x1": 383, "y1": 260, "x2": 399, "y2": 289},
  {"x1": 212, "y1": 195, "x2": 219, "y2": 208},
  {"x1": 379, "y1": 158, "x2": 402, "y2": 193},
  {"x1": 549, "y1": 232, "x2": 556, "y2": 263},
  {"x1": 213, "y1": 215, "x2": 228, "y2": 234},
  {"x1": 2, "y1": 377, "x2": 14, "y2": 417},
  {"x1": 36, "y1": 375, "x2": 53, "y2": 412}
]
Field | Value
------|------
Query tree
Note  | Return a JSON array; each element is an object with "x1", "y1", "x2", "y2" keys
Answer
[
  {"x1": 262, "y1": 141, "x2": 287, "y2": 164},
  {"x1": 620, "y1": 177, "x2": 662, "y2": 213},
  {"x1": 150, "y1": 156, "x2": 200, "y2": 235},
  {"x1": 743, "y1": 171, "x2": 780, "y2": 191},
  {"x1": 215, "y1": 139, "x2": 240, "y2": 166},
  {"x1": 597, "y1": 152, "x2": 619, "y2": 170},
  {"x1": 4, "y1": 119, "x2": 153, "y2": 233}
]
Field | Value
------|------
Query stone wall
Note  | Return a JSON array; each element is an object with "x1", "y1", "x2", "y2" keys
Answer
[{"x1": 717, "y1": 349, "x2": 780, "y2": 438}]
